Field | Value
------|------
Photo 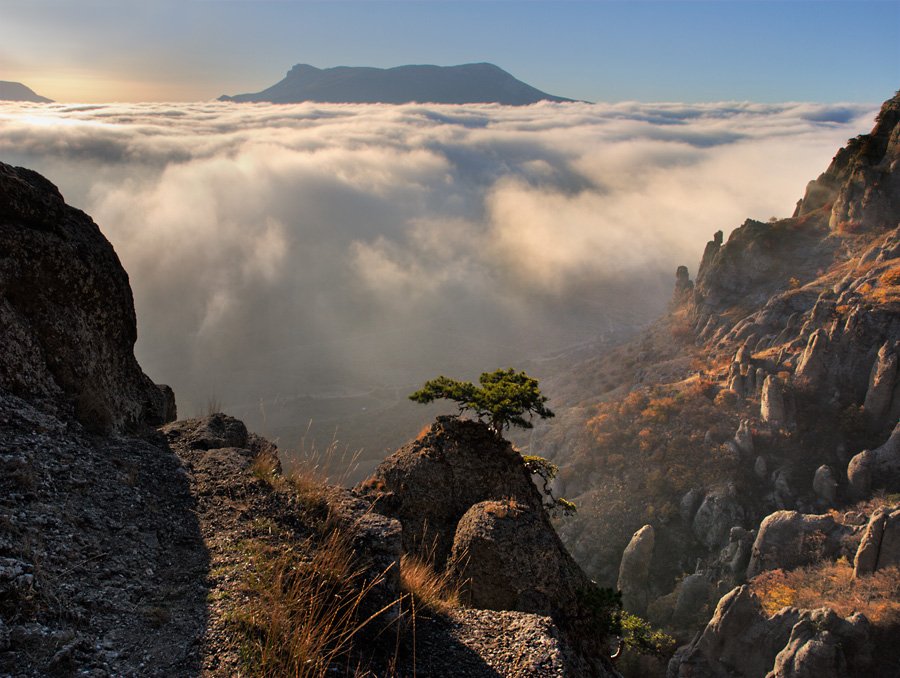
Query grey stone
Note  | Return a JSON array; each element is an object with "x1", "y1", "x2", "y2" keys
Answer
[
  {"x1": 617, "y1": 524, "x2": 655, "y2": 615},
  {"x1": 863, "y1": 342, "x2": 898, "y2": 424},
  {"x1": 812, "y1": 466, "x2": 837, "y2": 507},
  {"x1": 761, "y1": 376, "x2": 786, "y2": 425}
]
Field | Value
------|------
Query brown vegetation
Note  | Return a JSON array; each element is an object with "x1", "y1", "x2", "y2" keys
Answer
[
  {"x1": 399, "y1": 553, "x2": 461, "y2": 616},
  {"x1": 751, "y1": 558, "x2": 900, "y2": 625}
]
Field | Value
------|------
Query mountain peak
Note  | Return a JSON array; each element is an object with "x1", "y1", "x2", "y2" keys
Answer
[
  {"x1": 0, "y1": 81, "x2": 53, "y2": 103},
  {"x1": 220, "y1": 62, "x2": 574, "y2": 106}
]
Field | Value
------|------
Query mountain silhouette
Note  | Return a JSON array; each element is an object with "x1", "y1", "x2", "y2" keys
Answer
[
  {"x1": 0, "y1": 81, "x2": 53, "y2": 103},
  {"x1": 220, "y1": 63, "x2": 574, "y2": 105}
]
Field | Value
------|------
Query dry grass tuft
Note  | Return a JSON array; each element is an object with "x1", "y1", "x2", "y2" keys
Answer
[
  {"x1": 399, "y1": 553, "x2": 460, "y2": 616},
  {"x1": 229, "y1": 527, "x2": 389, "y2": 677},
  {"x1": 751, "y1": 558, "x2": 900, "y2": 625}
]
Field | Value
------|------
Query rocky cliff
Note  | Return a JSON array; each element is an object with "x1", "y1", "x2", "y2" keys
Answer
[{"x1": 528, "y1": 91, "x2": 900, "y2": 676}]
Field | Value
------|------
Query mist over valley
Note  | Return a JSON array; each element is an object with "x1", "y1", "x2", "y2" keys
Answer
[{"x1": 0, "y1": 99, "x2": 877, "y2": 475}]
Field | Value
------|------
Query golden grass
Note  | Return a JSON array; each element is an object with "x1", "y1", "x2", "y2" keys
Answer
[
  {"x1": 229, "y1": 526, "x2": 392, "y2": 677},
  {"x1": 235, "y1": 449, "x2": 397, "y2": 676},
  {"x1": 751, "y1": 558, "x2": 900, "y2": 625},
  {"x1": 399, "y1": 553, "x2": 460, "y2": 616}
]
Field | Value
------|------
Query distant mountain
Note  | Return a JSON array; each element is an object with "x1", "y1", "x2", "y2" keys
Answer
[
  {"x1": 220, "y1": 62, "x2": 573, "y2": 105},
  {"x1": 0, "y1": 81, "x2": 52, "y2": 103}
]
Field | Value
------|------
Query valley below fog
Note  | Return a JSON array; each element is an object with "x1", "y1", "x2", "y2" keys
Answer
[{"x1": 0, "y1": 99, "x2": 877, "y2": 474}]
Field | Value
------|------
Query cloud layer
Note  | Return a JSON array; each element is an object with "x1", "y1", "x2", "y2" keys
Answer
[{"x1": 0, "y1": 99, "x2": 877, "y2": 444}]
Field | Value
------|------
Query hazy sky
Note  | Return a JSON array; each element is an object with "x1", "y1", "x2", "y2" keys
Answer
[{"x1": 1, "y1": 0, "x2": 898, "y2": 103}]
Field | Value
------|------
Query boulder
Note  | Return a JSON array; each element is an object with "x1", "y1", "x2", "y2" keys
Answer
[
  {"x1": 0, "y1": 162, "x2": 167, "y2": 433},
  {"x1": 812, "y1": 465, "x2": 838, "y2": 507},
  {"x1": 746, "y1": 511, "x2": 858, "y2": 579},
  {"x1": 617, "y1": 524, "x2": 655, "y2": 615},
  {"x1": 846, "y1": 421, "x2": 900, "y2": 499},
  {"x1": 162, "y1": 413, "x2": 249, "y2": 451},
  {"x1": 794, "y1": 329, "x2": 830, "y2": 390},
  {"x1": 734, "y1": 420, "x2": 754, "y2": 456},
  {"x1": 761, "y1": 376, "x2": 786, "y2": 425},
  {"x1": 692, "y1": 484, "x2": 745, "y2": 550},
  {"x1": 355, "y1": 416, "x2": 541, "y2": 567},
  {"x1": 853, "y1": 506, "x2": 900, "y2": 577},
  {"x1": 863, "y1": 342, "x2": 898, "y2": 424},
  {"x1": 680, "y1": 488, "x2": 703, "y2": 523},
  {"x1": 768, "y1": 610, "x2": 871, "y2": 678},
  {"x1": 773, "y1": 467, "x2": 795, "y2": 510},
  {"x1": 717, "y1": 526, "x2": 755, "y2": 579},
  {"x1": 672, "y1": 572, "x2": 711, "y2": 627},
  {"x1": 447, "y1": 499, "x2": 590, "y2": 617}
]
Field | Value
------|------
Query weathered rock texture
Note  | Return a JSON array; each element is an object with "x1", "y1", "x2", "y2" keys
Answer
[
  {"x1": 668, "y1": 586, "x2": 873, "y2": 678},
  {"x1": 356, "y1": 415, "x2": 542, "y2": 567},
  {"x1": 447, "y1": 499, "x2": 592, "y2": 617},
  {"x1": 746, "y1": 510, "x2": 861, "y2": 579},
  {"x1": 847, "y1": 421, "x2": 900, "y2": 498},
  {"x1": 0, "y1": 162, "x2": 169, "y2": 433},
  {"x1": 617, "y1": 524, "x2": 655, "y2": 615},
  {"x1": 853, "y1": 505, "x2": 900, "y2": 577}
]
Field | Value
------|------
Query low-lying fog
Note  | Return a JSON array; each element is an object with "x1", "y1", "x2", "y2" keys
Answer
[{"x1": 0, "y1": 100, "x2": 876, "y2": 475}]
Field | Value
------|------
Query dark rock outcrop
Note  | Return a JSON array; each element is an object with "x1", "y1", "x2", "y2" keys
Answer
[
  {"x1": 447, "y1": 498, "x2": 592, "y2": 617},
  {"x1": 0, "y1": 162, "x2": 169, "y2": 433}
]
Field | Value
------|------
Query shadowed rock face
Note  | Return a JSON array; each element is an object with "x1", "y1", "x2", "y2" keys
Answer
[
  {"x1": 220, "y1": 62, "x2": 574, "y2": 105},
  {"x1": 0, "y1": 162, "x2": 169, "y2": 433}
]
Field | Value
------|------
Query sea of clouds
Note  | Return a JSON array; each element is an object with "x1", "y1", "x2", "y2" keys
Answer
[{"x1": 0, "y1": 99, "x2": 878, "y2": 450}]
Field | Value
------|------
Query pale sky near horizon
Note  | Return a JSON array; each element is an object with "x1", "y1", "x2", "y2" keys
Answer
[{"x1": 1, "y1": 0, "x2": 898, "y2": 104}]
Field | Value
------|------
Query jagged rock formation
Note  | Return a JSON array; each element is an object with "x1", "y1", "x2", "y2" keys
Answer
[
  {"x1": 0, "y1": 81, "x2": 52, "y2": 103},
  {"x1": 526, "y1": 90, "x2": 900, "y2": 675},
  {"x1": 746, "y1": 511, "x2": 862, "y2": 579},
  {"x1": 357, "y1": 415, "x2": 616, "y2": 675},
  {"x1": 853, "y1": 506, "x2": 900, "y2": 577},
  {"x1": 0, "y1": 162, "x2": 170, "y2": 433},
  {"x1": 220, "y1": 62, "x2": 574, "y2": 105},
  {"x1": 668, "y1": 586, "x2": 874, "y2": 678}
]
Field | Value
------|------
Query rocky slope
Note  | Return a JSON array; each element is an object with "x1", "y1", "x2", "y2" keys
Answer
[
  {"x1": 0, "y1": 160, "x2": 616, "y2": 675},
  {"x1": 0, "y1": 82, "x2": 52, "y2": 103},
  {"x1": 220, "y1": 62, "x2": 573, "y2": 105},
  {"x1": 527, "y1": 91, "x2": 900, "y2": 676}
]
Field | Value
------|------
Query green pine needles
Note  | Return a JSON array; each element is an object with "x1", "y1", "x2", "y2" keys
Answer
[{"x1": 409, "y1": 368, "x2": 555, "y2": 434}]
